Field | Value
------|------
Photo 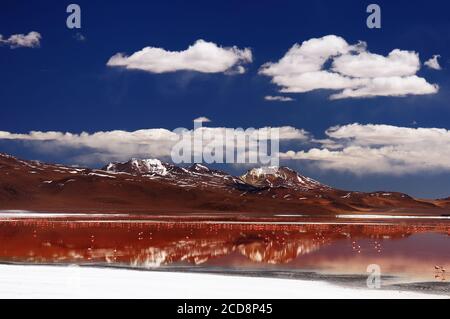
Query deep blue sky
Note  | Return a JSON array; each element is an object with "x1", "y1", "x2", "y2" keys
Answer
[{"x1": 1, "y1": 0, "x2": 450, "y2": 198}]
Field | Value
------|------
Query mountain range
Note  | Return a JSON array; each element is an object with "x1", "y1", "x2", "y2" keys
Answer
[{"x1": 0, "y1": 153, "x2": 449, "y2": 216}]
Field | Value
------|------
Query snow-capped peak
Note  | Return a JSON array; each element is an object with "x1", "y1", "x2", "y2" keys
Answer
[
  {"x1": 132, "y1": 159, "x2": 169, "y2": 176},
  {"x1": 241, "y1": 166, "x2": 325, "y2": 190},
  {"x1": 242, "y1": 166, "x2": 293, "y2": 179},
  {"x1": 104, "y1": 158, "x2": 170, "y2": 176},
  {"x1": 245, "y1": 166, "x2": 286, "y2": 177}
]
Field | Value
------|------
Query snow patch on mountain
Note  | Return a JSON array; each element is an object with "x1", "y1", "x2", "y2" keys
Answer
[
  {"x1": 133, "y1": 159, "x2": 169, "y2": 176},
  {"x1": 241, "y1": 166, "x2": 326, "y2": 190},
  {"x1": 105, "y1": 158, "x2": 170, "y2": 176}
]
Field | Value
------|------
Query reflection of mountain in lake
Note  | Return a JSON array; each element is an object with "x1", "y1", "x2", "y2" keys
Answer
[
  {"x1": 238, "y1": 240, "x2": 324, "y2": 264},
  {"x1": 0, "y1": 220, "x2": 448, "y2": 269},
  {"x1": 131, "y1": 236, "x2": 326, "y2": 267}
]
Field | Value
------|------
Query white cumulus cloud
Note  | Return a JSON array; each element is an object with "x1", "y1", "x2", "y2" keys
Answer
[
  {"x1": 329, "y1": 76, "x2": 438, "y2": 100},
  {"x1": 424, "y1": 55, "x2": 442, "y2": 70},
  {"x1": 0, "y1": 31, "x2": 41, "y2": 48},
  {"x1": 332, "y1": 49, "x2": 420, "y2": 78},
  {"x1": 282, "y1": 123, "x2": 450, "y2": 174},
  {"x1": 0, "y1": 126, "x2": 308, "y2": 165},
  {"x1": 259, "y1": 35, "x2": 438, "y2": 99},
  {"x1": 107, "y1": 39, "x2": 252, "y2": 74}
]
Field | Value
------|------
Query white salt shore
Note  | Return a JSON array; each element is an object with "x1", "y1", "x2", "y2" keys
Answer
[{"x1": 0, "y1": 264, "x2": 443, "y2": 299}]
